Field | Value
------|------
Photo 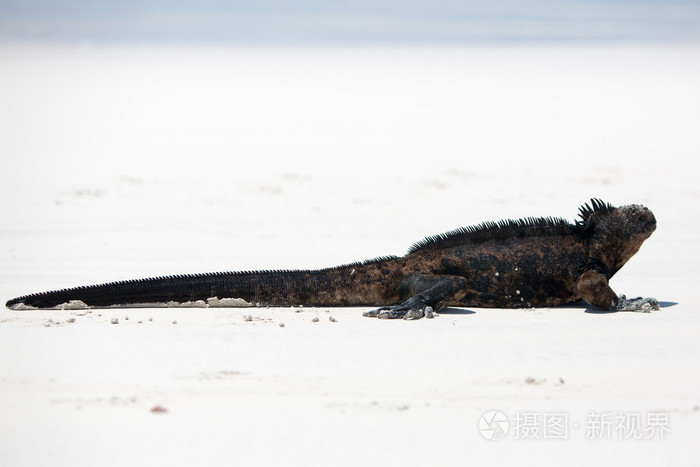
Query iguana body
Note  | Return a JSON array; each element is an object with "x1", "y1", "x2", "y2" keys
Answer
[{"x1": 5, "y1": 199, "x2": 659, "y2": 318}]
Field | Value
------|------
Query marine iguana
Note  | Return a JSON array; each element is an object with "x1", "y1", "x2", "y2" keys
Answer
[{"x1": 5, "y1": 199, "x2": 659, "y2": 319}]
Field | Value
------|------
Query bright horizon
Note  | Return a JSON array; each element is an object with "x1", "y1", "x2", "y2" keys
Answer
[{"x1": 1, "y1": 0, "x2": 699, "y2": 44}]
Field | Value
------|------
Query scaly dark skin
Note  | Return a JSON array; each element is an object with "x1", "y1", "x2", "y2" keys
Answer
[{"x1": 5, "y1": 199, "x2": 659, "y2": 319}]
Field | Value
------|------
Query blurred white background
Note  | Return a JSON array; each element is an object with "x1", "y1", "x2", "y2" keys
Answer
[{"x1": 1, "y1": 2, "x2": 699, "y2": 466}]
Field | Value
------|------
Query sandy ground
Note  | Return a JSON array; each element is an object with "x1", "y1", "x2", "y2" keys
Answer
[{"x1": 0, "y1": 43, "x2": 699, "y2": 466}]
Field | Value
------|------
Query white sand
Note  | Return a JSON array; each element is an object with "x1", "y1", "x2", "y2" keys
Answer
[{"x1": 0, "y1": 43, "x2": 699, "y2": 466}]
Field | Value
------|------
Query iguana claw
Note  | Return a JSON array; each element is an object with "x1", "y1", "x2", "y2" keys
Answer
[
  {"x1": 363, "y1": 303, "x2": 435, "y2": 320},
  {"x1": 614, "y1": 294, "x2": 660, "y2": 312}
]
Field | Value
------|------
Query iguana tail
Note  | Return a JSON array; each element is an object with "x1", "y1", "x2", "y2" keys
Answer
[{"x1": 5, "y1": 258, "x2": 402, "y2": 310}]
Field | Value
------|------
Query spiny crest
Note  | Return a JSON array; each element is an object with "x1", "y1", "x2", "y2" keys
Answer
[
  {"x1": 407, "y1": 216, "x2": 574, "y2": 254},
  {"x1": 578, "y1": 198, "x2": 614, "y2": 224}
]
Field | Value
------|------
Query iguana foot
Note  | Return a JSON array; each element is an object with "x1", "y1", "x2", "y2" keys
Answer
[
  {"x1": 614, "y1": 294, "x2": 660, "y2": 312},
  {"x1": 363, "y1": 302, "x2": 435, "y2": 320}
]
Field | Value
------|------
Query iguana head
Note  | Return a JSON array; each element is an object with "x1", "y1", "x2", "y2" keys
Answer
[
  {"x1": 580, "y1": 199, "x2": 656, "y2": 276},
  {"x1": 617, "y1": 203, "x2": 657, "y2": 239}
]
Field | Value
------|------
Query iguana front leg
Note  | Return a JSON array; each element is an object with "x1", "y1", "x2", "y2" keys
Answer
[
  {"x1": 576, "y1": 270, "x2": 659, "y2": 312},
  {"x1": 363, "y1": 274, "x2": 468, "y2": 320}
]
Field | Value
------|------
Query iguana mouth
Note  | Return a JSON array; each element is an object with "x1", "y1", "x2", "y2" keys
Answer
[
  {"x1": 642, "y1": 208, "x2": 657, "y2": 232},
  {"x1": 625, "y1": 205, "x2": 656, "y2": 233}
]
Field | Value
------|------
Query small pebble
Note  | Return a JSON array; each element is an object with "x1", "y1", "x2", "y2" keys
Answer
[
  {"x1": 172, "y1": 320, "x2": 177, "y2": 325},
  {"x1": 137, "y1": 321, "x2": 143, "y2": 324},
  {"x1": 279, "y1": 323, "x2": 285, "y2": 328},
  {"x1": 148, "y1": 317, "x2": 153, "y2": 322},
  {"x1": 124, "y1": 316, "x2": 129, "y2": 321},
  {"x1": 243, "y1": 315, "x2": 253, "y2": 322},
  {"x1": 66, "y1": 317, "x2": 76, "y2": 323},
  {"x1": 329, "y1": 316, "x2": 337, "y2": 322},
  {"x1": 110, "y1": 318, "x2": 119, "y2": 325},
  {"x1": 150, "y1": 405, "x2": 168, "y2": 414},
  {"x1": 525, "y1": 377, "x2": 546, "y2": 385},
  {"x1": 311, "y1": 317, "x2": 319, "y2": 322}
]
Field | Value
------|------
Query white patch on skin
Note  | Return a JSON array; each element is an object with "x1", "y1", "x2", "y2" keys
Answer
[
  {"x1": 112, "y1": 302, "x2": 173, "y2": 308},
  {"x1": 207, "y1": 297, "x2": 253, "y2": 307},
  {"x1": 54, "y1": 300, "x2": 89, "y2": 310},
  {"x1": 9, "y1": 303, "x2": 38, "y2": 310},
  {"x1": 177, "y1": 300, "x2": 208, "y2": 308},
  {"x1": 10, "y1": 300, "x2": 90, "y2": 311},
  {"x1": 84, "y1": 301, "x2": 185, "y2": 308},
  {"x1": 11, "y1": 297, "x2": 254, "y2": 310},
  {"x1": 118, "y1": 301, "x2": 207, "y2": 308},
  {"x1": 112, "y1": 298, "x2": 252, "y2": 308}
]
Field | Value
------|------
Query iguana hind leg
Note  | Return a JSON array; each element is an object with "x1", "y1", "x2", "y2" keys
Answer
[
  {"x1": 576, "y1": 270, "x2": 659, "y2": 312},
  {"x1": 363, "y1": 274, "x2": 468, "y2": 320}
]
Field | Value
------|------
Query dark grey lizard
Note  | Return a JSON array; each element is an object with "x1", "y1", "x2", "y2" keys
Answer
[{"x1": 5, "y1": 199, "x2": 659, "y2": 318}]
